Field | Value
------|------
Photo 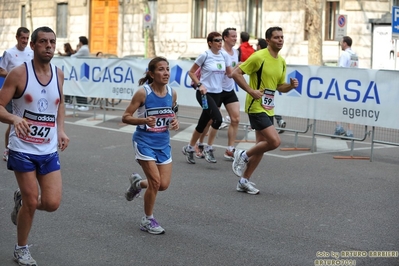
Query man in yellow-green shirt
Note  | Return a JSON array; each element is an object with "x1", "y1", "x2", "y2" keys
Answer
[{"x1": 231, "y1": 26, "x2": 299, "y2": 195}]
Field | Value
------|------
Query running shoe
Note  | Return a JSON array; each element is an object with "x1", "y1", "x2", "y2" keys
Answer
[
  {"x1": 232, "y1": 149, "x2": 247, "y2": 177},
  {"x1": 140, "y1": 217, "x2": 165, "y2": 235},
  {"x1": 236, "y1": 181, "x2": 260, "y2": 195},
  {"x1": 195, "y1": 143, "x2": 204, "y2": 159},
  {"x1": 14, "y1": 245, "x2": 37, "y2": 266},
  {"x1": 125, "y1": 173, "x2": 142, "y2": 201},
  {"x1": 219, "y1": 122, "x2": 228, "y2": 129},
  {"x1": 3, "y1": 149, "x2": 9, "y2": 162},
  {"x1": 11, "y1": 188, "x2": 22, "y2": 225},
  {"x1": 277, "y1": 119, "x2": 286, "y2": 134},
  {"x1": 224, "y1": 149, "x2": 235, "y2": 161},
  {"x1": 204, "y1": 149, "x2": 217, "y2": 163},
  {"x1": 182, "y1": 145, "x2": 195, "y2": 164},
  {"x1": 77, "y1": 106, "x2": 89, "y2": 111}
]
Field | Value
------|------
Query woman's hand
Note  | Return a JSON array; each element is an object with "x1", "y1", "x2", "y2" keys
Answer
[
  {"x1": 146, "y1": 116, "x2": 156, "y2": 128},
  {"x1": 170, "y1": 116, "x2": 179, "y2": 131}
]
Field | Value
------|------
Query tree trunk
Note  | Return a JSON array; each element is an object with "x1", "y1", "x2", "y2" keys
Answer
[{"x1": 305, "y1": 0, "x2": 323, "y2": 66}]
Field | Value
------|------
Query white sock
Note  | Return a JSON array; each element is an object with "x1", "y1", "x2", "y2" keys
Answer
[
  {"x1": 187, "y1": 145, "x2": 194, "y2": 151},
  {"x1": 16, "y1": 244, "x2": 28, "y2": 249},
  {"x1": 205, "y1": 145, "x2": 212, "y2": 151},
  {"x1": 146, "y1": 214, "x2": 154, "y2": 219},
  {"x1": 240, "y1": 177, "x2": 248, "y2": 184},
  {"x1": 135, "y1": 181, "x2": 141, "y2": 189},
  {"x1": 241, "y1": 151, "x2": 249, "y2": 162}
]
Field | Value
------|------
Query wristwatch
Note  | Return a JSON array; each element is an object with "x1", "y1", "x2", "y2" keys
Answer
[{"x1": 196, "y1": 82, "x2": 202, "y2": 88}]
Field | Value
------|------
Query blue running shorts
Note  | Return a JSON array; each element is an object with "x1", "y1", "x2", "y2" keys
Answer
[
  {"x1": 7, "y1": 150, "x2": 61, "y2": 174},
  {"x1": 133, "y1": 141, "x2": 172, "y2": 165}
]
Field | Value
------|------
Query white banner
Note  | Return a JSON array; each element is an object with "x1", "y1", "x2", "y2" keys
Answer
[{"x1": 51, "y1": 58, "x2": 399, "y2": 129}]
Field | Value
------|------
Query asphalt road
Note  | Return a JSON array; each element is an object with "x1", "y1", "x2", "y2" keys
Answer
[{"x1": 1, "y1": 104, "x2": 398, "y2": 266}]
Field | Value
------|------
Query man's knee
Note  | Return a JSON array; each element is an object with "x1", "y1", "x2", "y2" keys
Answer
[
  {"x1": 269, "y1": 137, "x2": 281, "y2": 150},
  {"x1": 41, "y1": 200, "x2": 61, "y2": 212}
]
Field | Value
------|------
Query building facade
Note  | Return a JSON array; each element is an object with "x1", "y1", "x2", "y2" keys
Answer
[{"x1": 0, "y1": 0, "x2": 398, "y2": 68}]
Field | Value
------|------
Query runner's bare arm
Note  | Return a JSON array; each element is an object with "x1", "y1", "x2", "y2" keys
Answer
[
  {"x1": 56, "y1": 68, "x2": 69, "y2": 151},
  {"x1": 0, "y1": 66, "x2": 30, "y2": 137},
  {"x1": 122, "y1": 88, "x2": 155, "y2": 127}
]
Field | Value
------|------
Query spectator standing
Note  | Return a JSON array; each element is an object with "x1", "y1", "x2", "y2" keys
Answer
[
  {"x1": 58, "y1": 43, "x2": 75, "y2": 56},
  {"x1": 333, "y1": 36, "x2": 359, "y2": 138},
  {"x1": 71, "y1": 36, "x2": 90, "y2": 111},
  {"x1": 0, "y1": 27, "x2": 33, "y2": 162},
  {"x1": 58, "y1": 43, "x2": 75, "y2": 106},
  {"x1": 71, "y1": 36, "x2": 90, "y2": 57},
  {"x1": 237, "y1": 31, "x2": 255, "y2": 62}
]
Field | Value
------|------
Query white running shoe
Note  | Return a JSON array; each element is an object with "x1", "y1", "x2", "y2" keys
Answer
[
  {"x1": 232, "y1": 149, "x2": 247, "y2": 177},
  {"x1": 77, "y1": 106, "x2": 89, "y2": 111},
  {"x1": 182, "y1": 145, "x2": 195, "y2": 164},
  {"x1": 14, "y1": 245, "x2": 37, "y2": 266},
  {"x1": 203, "y1": 149, "x2": 217, "y2": 163},
  {"x1": 236, "y1": 181, "x2": 260, "y2": 195},
  {"x1": 140, "y1": 217, "x2": 165, "y2": 235},
  {"x1": 219, "y1": 122, "x2": 228, "y2": 129},
  {"x1": 3, "y1": 149, "x2": 9, "y2": 161},
  {"x1": 11, "y1": 188, "x2": 22, "y2": 225},
  {"x1": 125, "y1": 173, "x2": 142, "y2": 201}
]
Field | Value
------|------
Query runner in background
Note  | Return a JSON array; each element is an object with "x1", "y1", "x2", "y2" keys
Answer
[
  {"x1": 0, "y1": 27, "x2": 33, "y2": 162},
  {"x1": 231, "y1": 27, "x2": 298, "y2": 194},
  {"x1": 182, "y1": 32, "x2": 232, "y2": 164},
  {"x1": 195, "y1": 27, "x2": 240, "y2": 161},
  {"x1": 256, "y1": 38, "x2": 286, "y2": 134}
]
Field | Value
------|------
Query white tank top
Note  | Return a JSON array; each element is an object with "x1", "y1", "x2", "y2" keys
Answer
[{"x1": 8, "y1": 61, "x2": 61, "y2": 155}]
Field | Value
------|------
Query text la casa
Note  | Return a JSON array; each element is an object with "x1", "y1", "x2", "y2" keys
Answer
[{"x1": 60, "y1": 65, "x2": 135, "y2": 84}]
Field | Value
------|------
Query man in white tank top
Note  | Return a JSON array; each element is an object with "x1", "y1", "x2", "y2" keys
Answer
[
  {"x1": 0, "y1": 27, "x2": 33, "y2": 162},
  {"x1": 0, "y1": 26, "x2": 69, "y2": 266}
]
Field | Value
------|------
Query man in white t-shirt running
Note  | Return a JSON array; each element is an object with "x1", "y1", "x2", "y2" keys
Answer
[
  {"x1": 333, "y1": 36, "x2": 359, "y2": 138},
  {"x1": 0, "y1": 27, "x2": 34, "y2": 161}
]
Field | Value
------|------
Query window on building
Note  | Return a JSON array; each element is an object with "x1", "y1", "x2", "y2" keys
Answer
[
  {"x1": 325, "y1": 1, "x2": 339, "y2": 41},
  {"x1": 56, "y1": 3, "x2": 68, "y2": 38},
  {"x1": 21, "y1": 5, "x2": 26, "y2": 27},
  {"x1": 246, "y1": 0, "x2": 262, "y2": 38},
  {"x1": 192, "y1": 0, "x2": 207, "y2": 38},
  {"x1": 393, "y1": 0, "x2": 399, "y2": 7}
]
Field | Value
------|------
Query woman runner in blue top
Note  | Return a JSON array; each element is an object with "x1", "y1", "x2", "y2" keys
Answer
[{"x1": 122, "y1": 57, "x2": 179, "y2": 234}]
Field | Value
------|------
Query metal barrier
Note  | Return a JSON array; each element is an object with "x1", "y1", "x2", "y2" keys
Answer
[
  {"x1": 370, "y1": 126, "x2": 399, "y2": 162},
  {"x1": 311, "y1": 119, "x2": 371, "y2": 160},
  {"x1": 64, "y1": 100, "x2": 398, "y2": 163},
  {"x1": 279, "y1": 118, "x2": 313, "y2": 151},
  {"x1": 65, "y1": 96, "x2": 125, "y2": 121}
]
